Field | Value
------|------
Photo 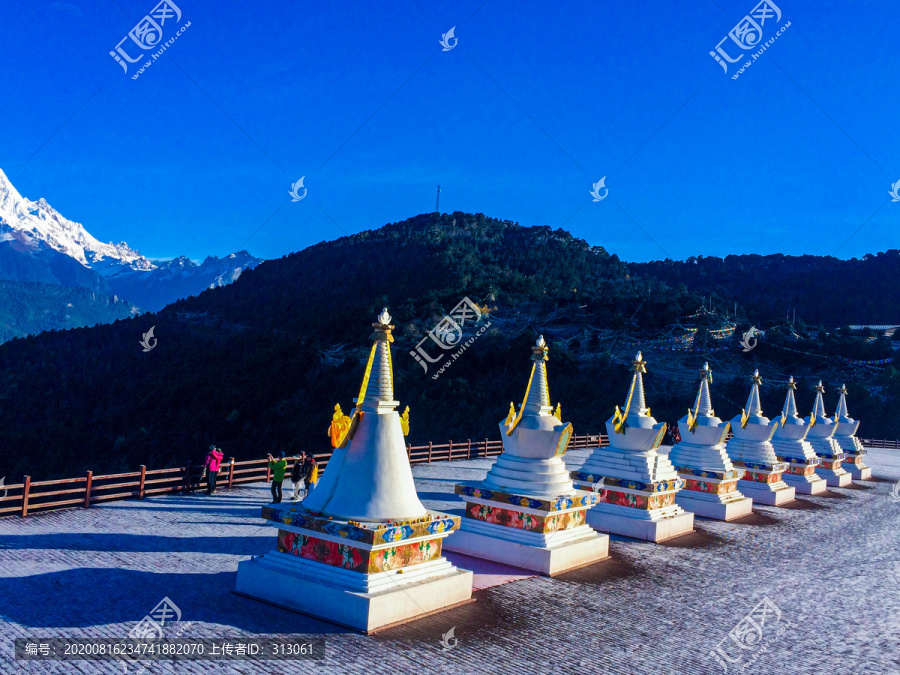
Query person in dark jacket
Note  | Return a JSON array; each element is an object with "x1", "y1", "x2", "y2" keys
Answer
[{"x1": 291, "y1": 452, "x2": 307, "y2": 502}]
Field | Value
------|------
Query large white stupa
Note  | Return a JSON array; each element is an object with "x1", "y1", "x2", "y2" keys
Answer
[
  {"x1": 832, "y1": 384, "x2": 872, "y2": 480},
  {"x1": 770, "y1": 377, "x2": 827, "y2": 495},
  {"x1": 236, "y1": 309, "x2": 472, "y2": 632},
  {"x1": 725, "y1": 370, "x2": 796, "y2": 506},
  {"x1": 572, "y1": 353, "x2": 694, "y2": 542},
  {"x1": 444, "y1": 336, "x2": 609, "y2": 575},
  {"x1": 807, "y1": 381, "x2": 852, "y2": 487},
  {"x1": 668, "y1": 363, "x2": 753, "y2": 520}
]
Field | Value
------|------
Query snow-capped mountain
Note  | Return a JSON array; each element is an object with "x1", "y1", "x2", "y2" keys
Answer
[
  {"x1": 0, "y1": 169, "x2": 263, "y2": 337},
  {"x1": 0, "y1": 168, "x2": 153, "y2": 274}
]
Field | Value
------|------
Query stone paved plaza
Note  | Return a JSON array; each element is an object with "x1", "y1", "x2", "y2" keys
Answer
[{"x1": 1, "y1": 447, "x2": 899, "y2": 675}]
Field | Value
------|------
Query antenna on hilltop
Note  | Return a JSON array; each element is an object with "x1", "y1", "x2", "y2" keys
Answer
[{"x1": 435, "y1": 185, "x2": 441, "y2": 214}]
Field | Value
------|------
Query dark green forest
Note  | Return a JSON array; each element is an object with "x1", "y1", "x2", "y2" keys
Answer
[{"x1": 1, "y1": 212, "x2": 897, "y2": 481}]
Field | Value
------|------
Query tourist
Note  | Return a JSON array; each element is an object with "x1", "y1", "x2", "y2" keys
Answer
[
  {"x1": 267, "y1": 451, "x2": 288, "y2": 503},
  {"x1": 204, "y1": 445, "x2": 224, "y2": 495},
  {"x1": 304, "y1": 453, "x2": 319, "y2": 491},
  {"x1": 291, "y1": 452, "x2": 307, "y2": 502}
]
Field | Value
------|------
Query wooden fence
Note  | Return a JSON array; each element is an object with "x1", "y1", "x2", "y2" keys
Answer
[
  {"x1": 860, "y1": 438, "x2": 900, "y2": 449},
  {"x1": 0, "y1": 433, "x2": 608, "y2": 519}
]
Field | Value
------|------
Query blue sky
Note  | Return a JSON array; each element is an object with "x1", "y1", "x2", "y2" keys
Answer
[{"x1": 1, "y1": 0, "x2": 898, "y2": 262}]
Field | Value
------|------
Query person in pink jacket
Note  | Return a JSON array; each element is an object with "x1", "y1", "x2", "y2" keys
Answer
[{"x1": 204, "y1": 445, "x2": 224, "y2": 495}]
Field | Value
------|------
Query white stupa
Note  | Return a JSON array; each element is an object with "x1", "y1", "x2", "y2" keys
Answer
[
  {"x1": 668, "y1": 363, "x2": 753, "y2": 520},
  {"x1": 806, "y1": 381, "x2": 852, "y2": 487},
  {"x1": 770, "y1": 377, "x2": 827, "y2": 495},
  {"x1": 236, "y1": 309, "x2": 472, "y2": 632},
  {"x1": 572, "y1": 352, "x2": 694, "y2": 542},
  {"x1": 445, "y1": 336, "x2": 609, "y2": 575},
  {"x1": 832, "y1": 384, "x2": 872, "y2": 480},
  {"x1": 725, "y1": 370, "x2": 796, "y2": 506}
]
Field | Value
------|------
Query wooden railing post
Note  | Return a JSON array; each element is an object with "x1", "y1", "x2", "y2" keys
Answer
[
  {"x1": 139, "y1": 465, "x2": 147, "y2": 499},
  {"x1": 467, "y1": 439, "x2": 472, "y2": 459},
  {"x1": 185, "y1": 460, "x2": 193, "y2": 494},
  {"x1": 228, "y1": 458, "x2": 235, "y2": 489},
  {"x1": 407, "y1": 443, "x2": 411, "y2": 460},
  {"x1": 427, "y1": 442, "x2": 433, "y2": 464},
  {"x1": 448, "y1": 440, "x2": 453, "y2": 461},
  {"x1": 83, "y1": 471, "x2": 93, "y2": 509},
  {"x1": 21, "y1": 476, "x2": 30, "y2": 518},
  {"x1": 483, "y1": 438, "x2": 488, "y2": 458},
  {"x1": 266, "y1": 461, "x2": 271, "y2": 482}
]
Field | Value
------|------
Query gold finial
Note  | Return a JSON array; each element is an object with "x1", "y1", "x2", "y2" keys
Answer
[
  {"x1": 838, "y1": 383, "x2": 848, "y2": 395},
  {"x1": 700, "y1": 362, "x2": 712, "y2": 383},
  {"x1": 370, "y1": 307, "x2": 394, "y2": 342},
  {"x1": 815, "y1": 380, "x2": 825, "y2": 394},
  {"x1": 687, "y1": 407, "x2": 698, "y2": 433},
  {"x1": 531, "y1": 335, "x2": 549, "y2": 362},
  {"x1": 632, "y1": 351, "x2": 647, "y2": 374},
  {"x1": 740, "y1": 407, "x2": 749, "y2": 429},
  {"x1": 553, "y1": 403, "x2": 562, "y2": 421},
  {"x1": 780, "y1": 412, "x2": 787, "y2": 428},
  {"x1": 787, "y1": 376, "x2": 797, "y2": 390},
  {"x1": 751, "y1": 369, "x2": 762, "y2": 386},
  {"x1": 400, "y1": 406, "x2": 410, "y2": 436}
]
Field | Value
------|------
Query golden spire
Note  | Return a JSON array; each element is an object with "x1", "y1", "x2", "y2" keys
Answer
[{"x1": 505, "y1": 402, "x2": 516, "y2": 426}]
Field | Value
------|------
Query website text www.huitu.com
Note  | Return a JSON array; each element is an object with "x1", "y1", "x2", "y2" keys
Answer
[
  {"x1": 131, "y1": 22, "x2": 192, "y2": 80},
  {"x1": 731, "y1": 21, "x2": 791, "y2": 80}
]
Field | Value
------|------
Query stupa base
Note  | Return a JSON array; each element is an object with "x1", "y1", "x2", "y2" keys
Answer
[
  {"x1": 738, "y1": 480, "x2": 796, "y2": 506},
  {"x1": 235, "y1": 554, "x2": 472, "y2": 633},
  {"x1": 781, "y1": 473, "x2": 828, "y2": 495},
  {"x1": 844, "y1": 464, "x2": 872, "y2": 480},
  {"x1": 675, "y1": 492, "x2": 753, "y2": 521},
  {"x1": 585, "y1": 506, "x2": 694, "y2": 543},
  {"x1": 444, "y1": 519, "x2": 609, "y2": 576},
  {"x1": 816, "y1": 469, "x2": 852, "y2": 487}
]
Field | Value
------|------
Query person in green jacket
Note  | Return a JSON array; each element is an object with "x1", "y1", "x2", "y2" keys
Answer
[{"x1": 267, "y1": 451, "x2": 288, "y2": 503}]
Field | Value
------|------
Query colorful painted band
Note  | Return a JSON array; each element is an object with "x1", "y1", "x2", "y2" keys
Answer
[
  {"x1": 276, "y1": 529, "x2": 442, "y2": 574},
  {"x1": 596, "y1": 488, "x2": 677, "y2": 510},
  {"x1": 456, "y1": 482, "x2": 597, "y2": 512},
  {"x1": 741, "y1": 470, "x2": 784, "y2": 484},
  {"x1": 262, "y1": 505, "x2": 459, "y2": 545},
  {"x1": 681, "y1": 477, "x2": 739, "y2": 495},
  {"x1": 464, "y1": 502, "x2": 587, "y2": 533}
]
